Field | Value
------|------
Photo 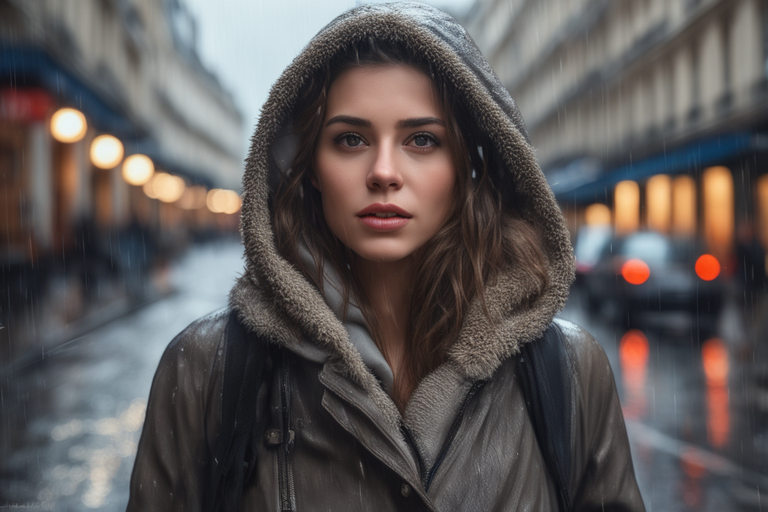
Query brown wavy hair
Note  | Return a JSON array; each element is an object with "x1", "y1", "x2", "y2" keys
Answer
[{"x1": 272, "y1": 39, "x2": 549, "y2": 410}]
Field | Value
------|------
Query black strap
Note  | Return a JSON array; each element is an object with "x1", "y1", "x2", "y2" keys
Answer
[
  {"x1": 208, "y1": 309, "x2": 271, "y2": 512},
  {"x1": 518, "y1": 322, "x2": 573, "y2": 512}
]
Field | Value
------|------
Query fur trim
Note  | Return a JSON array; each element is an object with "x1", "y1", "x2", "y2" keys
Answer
[{"x1": 230, "y1": 2, "x2": 574, "y2": 430}]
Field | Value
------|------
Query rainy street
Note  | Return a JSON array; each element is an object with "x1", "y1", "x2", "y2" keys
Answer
[
  {"x1": 0, "y1": 240, "x2": 245, "y2": 511},
  {"x1": 0, "y1": 239, "x2": 766, "y2": 511}
]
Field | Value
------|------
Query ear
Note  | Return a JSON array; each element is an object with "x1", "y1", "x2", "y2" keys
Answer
[{"x1": 310, "y1": 174, "x2": 322, "y2": 192}]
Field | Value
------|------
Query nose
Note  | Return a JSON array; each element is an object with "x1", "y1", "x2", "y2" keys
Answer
[{"x1": 366, "y1": 144, "x2": 403, "y2": 190}]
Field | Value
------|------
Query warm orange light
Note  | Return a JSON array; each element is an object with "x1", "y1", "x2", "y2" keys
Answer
[
  {"x1": 90, "y1": 135, "x2": 124, "y2": 169},
  {"x1": 143, "y1": 174, "x2": 160, "y2": 199},
  {"x1": 122, "y1": 154, "x2": 155, "y2": 186},
  {"x1": 702, "y1": 338, "x2": 730, "y2": 448},
  {"x1": 646, "y1": 174, "x2": 672, "y2": 233},
  {"x1": 621, "y1": 259, "x2": 650, "y2": 285},
  {"x1": 673, "y1": 175, "x2": 697, "y2": 236},
  {"x1": 702, "y1": 338, "x2": 728, "y2": 387},
  {"x1": 620, "y1": 330, "x2": 649, "y2": 367},
  {"x1": 154, "y1": 173, "x2": 185, "y2": 203},
  {"x1": 614, "y1": 180, "x2": 640, "y2": 235},
  {"x1": 695, "y1": 254, "x2": 720, "y2": 281},
  {"x1": 619, "y1": 330, "x2": 649, "y2": 420},
  {"x1": 703, "y1": 166, "x2": 733, "y2": 261},
  {"x1": 51, "y1": 107, "x2": 87, "y2": 143},
  {"x1": 207, "y1": 189, "x2": 241, "y2": 214},
  {"x1": 585, "y1": 203, "x2": 611, "y2": 226}
]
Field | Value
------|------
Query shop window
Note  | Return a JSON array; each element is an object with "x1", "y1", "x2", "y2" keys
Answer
[
  {"x1": 703, "y1": 166, "x2": 734, "y2": 260},
  {"x1": 585, "y1": 203, "x2": 611, "y2": 226},
  {"x1": 672, "y1": 175, "x2": 697, "y2": 236},
  {"x1": 615, "y1": 180, "x2": 640, "y2": 235},
  {"x1": 646, "y1": 174, "x2": 671, "y2": 233}
]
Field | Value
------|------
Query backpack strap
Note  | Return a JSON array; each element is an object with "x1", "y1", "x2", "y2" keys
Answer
[
  {"x1": 518, "y1": 321, "x2": 573, "y2": 512},
  {"x1": 208, "y1": 309, "x2": 272, "y2": 512}
]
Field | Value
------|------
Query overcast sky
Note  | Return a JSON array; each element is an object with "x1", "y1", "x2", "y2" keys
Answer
[{"x1": 183, "y1": 0, "x2": 476, "y2": 159}]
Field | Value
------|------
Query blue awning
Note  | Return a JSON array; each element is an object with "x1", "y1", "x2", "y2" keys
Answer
[
  {"x1": 0, "y1": 45, "x2": 141, "y2": 138},
  {"x1": 554, "y1": 132, "x2": 756, "y2": 203}
]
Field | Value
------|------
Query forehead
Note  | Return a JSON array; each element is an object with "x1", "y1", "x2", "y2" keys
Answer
[{"x1": 325, "y1": 64, "x2": 442, "y2": 119}]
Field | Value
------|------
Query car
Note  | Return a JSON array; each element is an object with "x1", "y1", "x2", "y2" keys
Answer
[
  {"x1": 583, "y1": 231, "x2": 725, "y2": 329},
  {"x1": 573, "y1": 225, "x2": 613, "y2": 286}
]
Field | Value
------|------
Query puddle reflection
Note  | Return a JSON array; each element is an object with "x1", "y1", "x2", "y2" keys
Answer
[
  {"x1": 702, "y1": 338, "x2": 730, "y2": 449},
  {"x1": 37, "y1": 398, "x2": 146, "y2": 508},
  {"x1": 619, "y1": 329, "x2": 649, "y2": 420}
]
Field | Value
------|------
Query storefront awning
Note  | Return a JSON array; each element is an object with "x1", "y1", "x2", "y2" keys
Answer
[
  {"x1": 553, "y1": 132, "x2": 756, "y2": 203},
  {"x1": 0, "y1": 45, "x2": 141, "y2": 137}
]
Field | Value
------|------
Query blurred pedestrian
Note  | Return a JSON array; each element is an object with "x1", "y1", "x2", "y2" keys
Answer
[{"x1": 127, "y1": 4, "x2": 644, "y2": 511}]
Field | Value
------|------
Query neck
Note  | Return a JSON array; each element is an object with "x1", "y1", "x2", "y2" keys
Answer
[{"x1": 355, "y1": 255, "x2": 414, "y2": 372}]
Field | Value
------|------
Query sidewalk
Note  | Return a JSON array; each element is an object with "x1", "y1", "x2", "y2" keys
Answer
[{"x1": 0, "y1": 240, "x2": 244, "y2": 511}]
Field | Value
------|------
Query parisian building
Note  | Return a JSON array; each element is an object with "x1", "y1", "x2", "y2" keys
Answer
[
  {"x1": 464, "y1": 0, "x2": 768, "y2": 266},
  {"x1": 0, "y1": 0, "x2": 244, "y2": 356}
]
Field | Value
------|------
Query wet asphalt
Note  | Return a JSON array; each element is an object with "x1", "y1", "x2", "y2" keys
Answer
[{"x1": 1, "y1": 239, "x2": 767, "y2": 511}]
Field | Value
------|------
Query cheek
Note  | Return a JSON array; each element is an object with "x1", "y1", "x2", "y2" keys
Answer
[{"x1": 422, "y1": 159, "x2": 457, "y2": 222}]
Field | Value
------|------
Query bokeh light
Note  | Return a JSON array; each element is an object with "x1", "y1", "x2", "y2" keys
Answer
[
  {"x1": 207, "y1": 189, "x2": 241, "y2": 214},
  {"x1": 621, "y1": 258, "x2": 650, "y2": 285},
  {"x1": 122, "y1": 154, "x2": 155, "y2": 186},
  {"x1": 702, "y1": 338, "x2": 729, "y2": 387},
  {"x1": 90, "y1": 135, "x2": 124, "y2": 169},
  {"x1": 51, "y1": 107, "x2": 87, "y2": 143},
  {"x1": 154, "y1": 173, "x2": 185, "y2": 203},
  {"x1": 695, "y1": 254, "x2": 721, "y2": 281}
]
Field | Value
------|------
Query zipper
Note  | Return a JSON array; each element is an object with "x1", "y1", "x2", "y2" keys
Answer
[
  {"x1": 423, "y1": 380, "x2": 486, "y2": 492},
  {"x1": 401, "y1": 424, "x2": 427, "y2": 483},
  {"x1": 277, "y1": 352, "x2": 296, "y2": 511}
]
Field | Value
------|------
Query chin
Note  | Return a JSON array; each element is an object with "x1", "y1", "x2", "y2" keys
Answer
[{"x1": 352, "y1": 242, "x2": 418, "y2": 264}]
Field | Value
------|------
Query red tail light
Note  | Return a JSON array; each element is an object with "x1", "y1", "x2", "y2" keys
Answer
[
  {"x1": 621, "y1": 259, "x2": 650, "y2": 285},
  {"x1": 695, "y1": 254, "x2": 720, "y2": 281}
]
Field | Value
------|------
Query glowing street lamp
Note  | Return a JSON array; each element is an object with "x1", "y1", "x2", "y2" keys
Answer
[
  {"x1": 206, "y1": 189, "x2": 241, "y2": 214},
  {"x1": 51, "y1": 107, "x2": 87, "y2": 143},
  {"x1": 154, "y1": 173, "x2": 186, "y2": 203},
  {"x1": 122, "y1": 154, "x2": 154, "y2": 186},
  {"x1": 90, "y1": 135, "x2": 124, "y2": 169}
]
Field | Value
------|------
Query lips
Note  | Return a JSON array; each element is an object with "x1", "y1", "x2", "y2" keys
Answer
[
  {"x1": 356, "y1": 203, "x2": 412, "y2": 218},
  {"x1": 356, "y1": 203, "x2": 411, "y2": 232}
]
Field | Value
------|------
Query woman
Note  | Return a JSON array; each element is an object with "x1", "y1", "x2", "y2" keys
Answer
[{"x1": 128, "y1": 3, "x2": 645, "y2": 511}]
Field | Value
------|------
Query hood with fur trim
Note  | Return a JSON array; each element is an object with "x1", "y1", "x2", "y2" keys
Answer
[{"x1": 229, "y1": 2, "x2": 575, "y2": 432}]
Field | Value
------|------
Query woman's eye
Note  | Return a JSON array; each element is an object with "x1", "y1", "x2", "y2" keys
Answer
[
  {"x1": 338, "y1": 134, "x2": 365, "y2": 147},
  {"x1": 408, "y1": 134, "x2": 439, "y2": 149}
]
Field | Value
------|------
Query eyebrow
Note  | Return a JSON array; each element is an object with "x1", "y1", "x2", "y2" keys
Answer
[{"x1": 324, "y1": 115, "x2": 446, "y2": 129}]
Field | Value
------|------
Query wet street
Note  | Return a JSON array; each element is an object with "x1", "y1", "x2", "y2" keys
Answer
[{"x1": 2, "y1": 240, "x2": 768, "y2": 510}]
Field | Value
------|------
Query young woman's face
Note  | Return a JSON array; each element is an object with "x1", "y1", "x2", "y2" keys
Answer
[{"x1": 313, "y1": 64, "x2": 456, "y2": 263}]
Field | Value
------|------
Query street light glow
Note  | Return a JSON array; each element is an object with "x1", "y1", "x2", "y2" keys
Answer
[
  {"x1": 90, "y1": 135, "x2": 124, "y2": 169},
  {"x1": 51, "y1": 107, "x2": 87, "y2": 143},
  {"x1": 155, "y1": 173, "x2": 186, "y2": 203},
  {"x1": 122, "y1": 154, "x2": 155, "y2": 186},
  {"x1": 206, "y1": 189, "x2": 241, "y2": 214}
]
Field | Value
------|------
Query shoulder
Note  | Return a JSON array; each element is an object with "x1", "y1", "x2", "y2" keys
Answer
[
  {"x1": 554, "y1": 319, "x2": 616, "y2": 412},
  {"x1": 166, "y1": 308, "x2": 230, "y2": 356},
  {"x1": 552, "y1": 318, "x2": 617, "y2": 399},
  {"x1": 155, "y1": 308, "x2": 231, "y2": 393},
  {"x1": 552, "y1": 318, "x2": 610, "y2": 370}
]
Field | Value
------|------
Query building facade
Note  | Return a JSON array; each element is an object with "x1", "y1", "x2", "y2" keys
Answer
[
  {"x1": 0, "y1": 0, "x2": 244, "y2": 360},
  {"x1": 464, "y1": 0, "x2": 768, "y2": 265}
]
